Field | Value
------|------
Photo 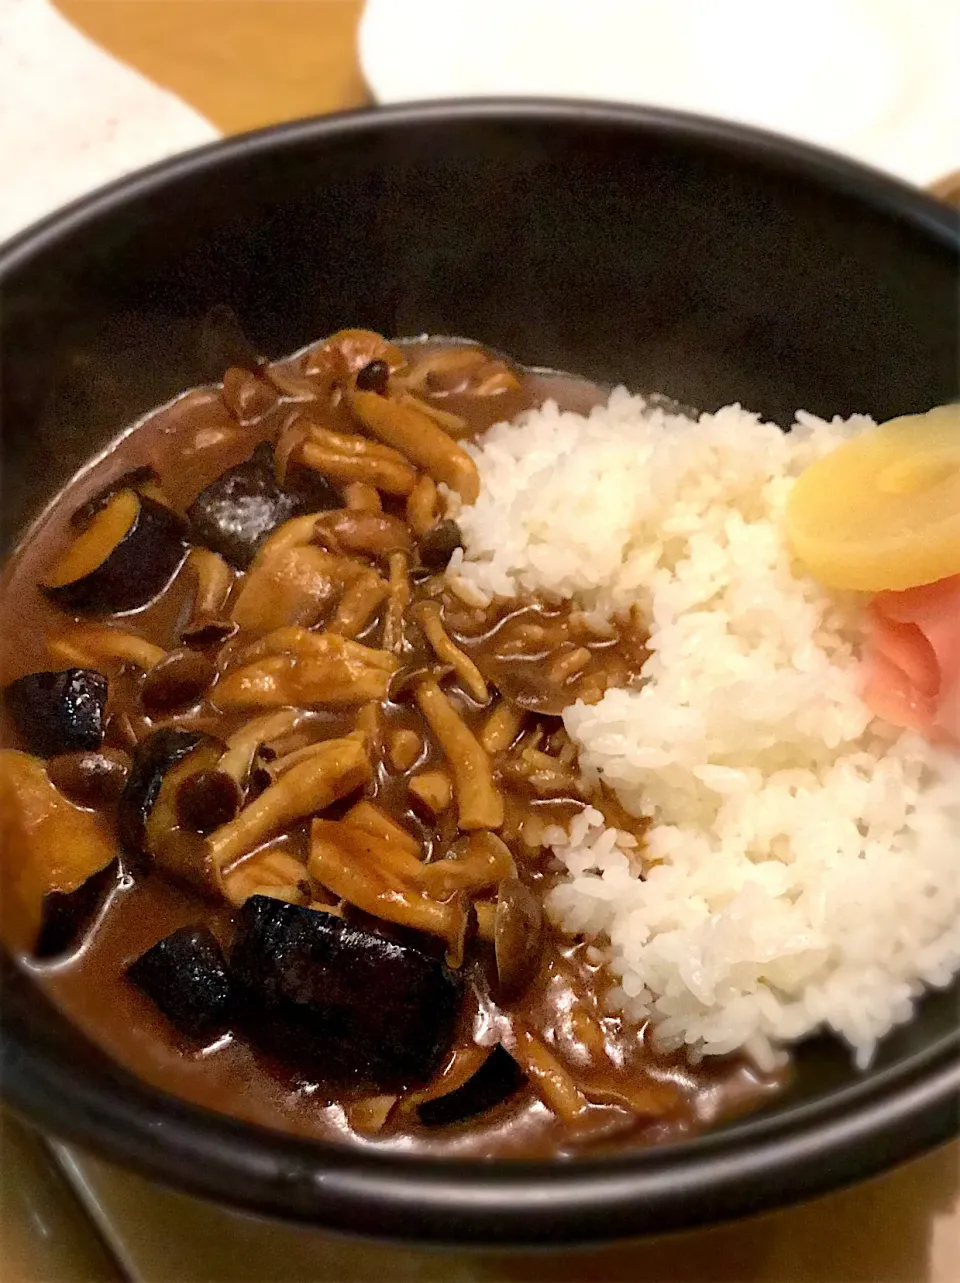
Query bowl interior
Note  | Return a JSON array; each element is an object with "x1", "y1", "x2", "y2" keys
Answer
[{"x1": 1, "y1": 104, "x2": 958, "y2": 1240}]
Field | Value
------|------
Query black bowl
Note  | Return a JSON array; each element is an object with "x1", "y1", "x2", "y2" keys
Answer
[{"x1": 1, "y1": 101, "x2": 958, "y2": 1246}]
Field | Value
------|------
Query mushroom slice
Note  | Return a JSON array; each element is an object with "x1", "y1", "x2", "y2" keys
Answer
[
  {"x1": 303, "y1": 329, "x2": 406, "y2": 383},
  {"x1": 349, "y1": 389, "x2": 479, "y2": 503},
  {"x1": 140, "y1": 649, "x2": 217, "y2": 718},
  {"x1": 401, "y1": 346, "x2": 521, "y2": 402},
  {"x1": 508, "y1": 1027, "x2": 593, "y2": 1126},
  {"x1": 405, "y1": 475, "x2": 437, "y2": 537},
  {"x1": 498, "y1": 747, "x2": 584, "y2": 800},
  {"x1": 286, "y1": 419, "x2": 418, "y2": 496},
  {"x1": 215, "y1": 629, "x2": 397, "y2": 710},
  {"x1": 474, "y1": 899, "x2": 496, "y2": 942},
  {"x1": 397, "y1": 392, "x2": 465, "y2": 436},
  {"x1": 311, "y1": 510, "x2": 413, "y2": 560},
  {"x1": 347, "y1": 1095, "x2": 399, "y2": 1136},
  {"x1": 394, "y1": 1042, "x2": 490, "y2": 1120},
  {"x1": 414, "y1": 601, "x2": 488, "y2": 702},
  {"x1": 418, "y1": 831, "x2": 515, "y2": 899},
  {"x1": 413, "y1": 678, "x2": 504, "y2": 831},
  {"x1": 180, "y1": 547, "x2": 236, "y2": 646},
  {"x1": 381, "y1": 552, "x2": 410, "y2": 655},
  {"x1": 231, "y1": 515, "x2": 366, "y2": 634},
  {"x1": 401, "y1": 345, "x2": 491, "y2": 391},
  {"x1": 418, "y1": 520, "x2": 463, "y2": 572},
  {"x1": 343, "y1": 482, "x2": 383, "y2": 513},
  {"x1": 297, "y1": 441, "x2": 417, "y2": 497},
  {"x1": 0, "y1": 750, "x2": 117, "y2": 956},
  {"x1": 329, "y1": 570, "x2": 390, "y2": 639},
  {"x1": 217, "y1": 708, "x2": 305, "y2": 789},
  {"x1": 220, "y1": 845, "x2": 309, "y2": 907},
  {"x1": 209, "y1": 737, "x2": 371, "y2": 872},
  {"x1": 408, "y1": 770, "x2": 452, "y2": 818},
  {"x1": 309, "y1": 819, "x2": 465, "y2": 956},
  {"x1": 387, "y1": 728, "x2": 422, "y2": 772},
  {"x1": 479, "y1": 701, "x2": 525, "y2": 754},
  {"x1": 221, "y1": 365, "x2": 277, "y2": 424},
  {"x1": 47, "y1": 748, "x2": 131, "y2": 810},
  {"x1": 49, "y1": 626, "x2": 166, "y2": 673},
  {"x1": 341, "y1": 800, "x2": 421, "y2": 858}
]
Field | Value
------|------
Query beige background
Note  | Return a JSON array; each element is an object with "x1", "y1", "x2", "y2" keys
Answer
[{"x1": 2, "y1": 2, "x2": 958, "y2": 1279}]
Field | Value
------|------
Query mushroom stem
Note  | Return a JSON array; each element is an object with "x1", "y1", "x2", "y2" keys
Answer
[
  {"x1": 221, "y1": 847, "x2": 309, "y2": 906},
  {"x1": 480, "y1": 702, "x2": 525, "y2": 754},
  {"x1": 508, "y1": 1027, "x2": 592, "y2": 1124},
  {"x1": 382, "y1": 552, "x2": 410, "y2": 654},
  {"x1": 298, "y1": 441, "x2": 416, "y2": 496},
  {"x1": 309, "y1": 818, "x2": 464, "y2": 954},
  {"x1": 49, "y1": 626, "x2": 166, "y2": 672},
  {"x1": 342, "y1": 800, "x2": 421, "y2": 858},
  {"x1": 209, "y1": 737, "x2": 371, "y2": 871},
  {"x1": 215, "y1": 629, "x2": 397, "y2": 709},
  {"x1": 405, "y1": 475, "x2": 438, "y2": 537},
  {"x1": 187, "y1": 547, "x2": 234, "y2": 617},
  {"x1": 413, "y1": 678, "x2": 504, "y2": 831},
  {"x1": 343, "y1": 482, "x2": 383, "y2": 513},
  {"x1": 217, "y1": 708, "x2": 306, "y2": 786},
  {"x1": 414, "y1": 601, "x2": 488, "y2": 702},
  {"x1": 349, "y1": 390, "x2": 480, "y2": 503}
]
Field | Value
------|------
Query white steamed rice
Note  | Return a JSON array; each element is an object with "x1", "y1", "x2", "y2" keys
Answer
[{"x1": 446, "y1": 390, "x2": 960, "y2": 1069}]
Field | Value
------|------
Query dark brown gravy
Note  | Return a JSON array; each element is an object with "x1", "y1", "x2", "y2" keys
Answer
[{"x1": 0, "y1": 337, "x2": 786, "y2": 1158}]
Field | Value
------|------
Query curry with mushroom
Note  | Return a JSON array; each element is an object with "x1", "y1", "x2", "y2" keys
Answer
[{"x1": 0, "y1": 330, "x2": 784, "y2": 1157}]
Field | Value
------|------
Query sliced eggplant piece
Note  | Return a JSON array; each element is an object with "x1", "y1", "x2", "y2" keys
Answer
[
  {"x1": 44, "y1": 489, "x2": 188, "y2": 615},
  {"x1": 4, "y1": 668, "x2": 107, "y2": 758},
  {"x1": 127, "y1": 926, "x2": 233, "y2": 1040},
  {"x1": 0, "y1": 750, "x2": 117, "y2": 955},
  {"x1": 417, "y1": 1046, "x2": 526, "y2": 1128},
  {"x1": 69, "y1": 466, "x2": 166, "y2": 529},
  {"x1": 187, "y1": 442, "x2": 339, "y2": 570},
  {"x1": 36, "y1": 860, "x2": 118, "y2": 959},
  {"x1": 232, "y1": 896, "x2": 464, "y2": 1090},
  {"x1": 118, "y1": 728, "x2": 225, "y2": 893}
]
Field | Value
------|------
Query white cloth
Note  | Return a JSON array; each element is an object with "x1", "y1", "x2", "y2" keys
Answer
[{"x1": 0, "y1": 0, "x2": 219, "y2": 244}]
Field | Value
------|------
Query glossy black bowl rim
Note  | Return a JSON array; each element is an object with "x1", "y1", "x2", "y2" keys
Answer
[{"x1": 1, "y1": 100, "x2": 958, "y2": 1245}]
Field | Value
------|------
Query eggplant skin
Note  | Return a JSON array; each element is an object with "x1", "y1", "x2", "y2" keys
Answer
[
  {"x1": 118, "y1": 728, "x2": 207, "y2": 857},
  {"x1": 4, "y1": 668, "x2": 107, "y2": 758},
  {"x1": 127, "y1": 926, "x2": 234, "y2": 1040},
  {"x1": 417, "y1": 1046, "x2": 527, "y2": 1128},
  {"x1": 46, "y1": 495, "x2": 188, "y2": 616},
  {"x1": 187, "y1": 442, "x2": 339, "y2": 569},
  {"x1": 232, "y1": 896, "x2": 464, "y2": 1090},
  {"x1": 35, "y1": 859, "x2": 119, "y2": 959}
]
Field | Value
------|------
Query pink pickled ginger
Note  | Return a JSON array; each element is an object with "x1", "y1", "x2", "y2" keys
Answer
[{"x1": 862, "y1": 575, "x2": 960, "y2": 744}]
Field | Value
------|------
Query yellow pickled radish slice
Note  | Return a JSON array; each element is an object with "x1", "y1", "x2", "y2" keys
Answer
[{"x1": 786, "y1": 404, "x2": 960, "y2": 592}]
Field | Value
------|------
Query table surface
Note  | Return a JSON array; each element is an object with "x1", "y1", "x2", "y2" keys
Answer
[{"x1": 4, "y1": 2, "x2": 959, "y2": 1279}]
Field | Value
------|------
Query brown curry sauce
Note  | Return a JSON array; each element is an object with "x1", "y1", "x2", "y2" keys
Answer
[{"x1": 0, "y1": 334, "x2": 785, "y2": 1158}]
